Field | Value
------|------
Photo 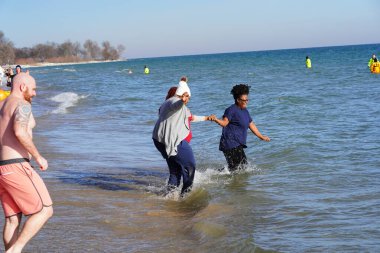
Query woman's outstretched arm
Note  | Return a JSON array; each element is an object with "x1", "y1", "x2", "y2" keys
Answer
[
  {"x1": 249, "y1": 122, "x2": 270, "y2": 141},
  {"x1": 211, "y1": 115, "x2": 229, "y2": 127}
]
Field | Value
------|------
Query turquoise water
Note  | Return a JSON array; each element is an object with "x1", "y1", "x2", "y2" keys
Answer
[{"x1": 3, "y1": 44, "x2": 380, "y2": 252}]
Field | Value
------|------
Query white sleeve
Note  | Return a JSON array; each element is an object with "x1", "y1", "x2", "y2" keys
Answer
[{"x1": 192, "y1": 115, "x2": 207, "y2": 122}]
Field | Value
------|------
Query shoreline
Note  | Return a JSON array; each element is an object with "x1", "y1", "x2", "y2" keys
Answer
[{"x1": 3, "y1": 59, "x2": 126, "y2": 69}]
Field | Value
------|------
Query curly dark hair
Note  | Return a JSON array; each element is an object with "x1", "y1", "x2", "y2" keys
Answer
[{"x1": 231, "y1": 84, "x2": 250, "y2": 100}]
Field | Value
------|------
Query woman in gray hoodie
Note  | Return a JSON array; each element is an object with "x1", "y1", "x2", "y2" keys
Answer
[{"x1": 152, "y1": 80, "x2": 212, "y2": 196}]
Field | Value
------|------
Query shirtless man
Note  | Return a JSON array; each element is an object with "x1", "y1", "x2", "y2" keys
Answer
[{"x1": 0, "y1": 73, "x2": 53, "y2": 253}]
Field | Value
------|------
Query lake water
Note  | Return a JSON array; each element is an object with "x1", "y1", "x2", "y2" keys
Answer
[{"x1": 1, "y1": 44, "x2": 379, "y2": 252}]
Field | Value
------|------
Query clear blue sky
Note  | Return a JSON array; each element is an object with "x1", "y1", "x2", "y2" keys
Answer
[{"x1": 1, "y1": 0, "x2": 379, "y2": 59}]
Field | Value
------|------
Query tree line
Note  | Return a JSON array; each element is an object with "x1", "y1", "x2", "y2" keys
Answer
[{"x1": 0, "y1": 31, "x2": 125, "y2": 65}]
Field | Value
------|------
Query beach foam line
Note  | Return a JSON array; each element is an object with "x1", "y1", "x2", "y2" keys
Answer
[{"x1": 18, "y1": 59, "x2": 125, "y2": 69}]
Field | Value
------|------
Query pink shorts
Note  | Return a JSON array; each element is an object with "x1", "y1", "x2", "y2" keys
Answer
[{"x1": 0, "y1": 158, "x2": 53, "y2": 217}]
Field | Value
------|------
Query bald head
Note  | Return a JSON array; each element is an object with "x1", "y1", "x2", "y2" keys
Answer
[
  {"x1": 11, "y1": 73, "x2": 37, "y2": 103},
  {"x1": 11, "y1": 73, "x2": 36, "y2": 92}
]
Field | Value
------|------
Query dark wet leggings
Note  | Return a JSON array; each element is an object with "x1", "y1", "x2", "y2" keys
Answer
[
  {"x1": 223, "y1": 145, "x2": 247, "y2": 172},
  {"x1": 153, "y1": 139, "x2": 196, "y2": 195}
]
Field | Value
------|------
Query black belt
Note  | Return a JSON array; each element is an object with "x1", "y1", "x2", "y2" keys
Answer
[{"x1": 0, "y1": 158, "x2": 30, "y2": 166}]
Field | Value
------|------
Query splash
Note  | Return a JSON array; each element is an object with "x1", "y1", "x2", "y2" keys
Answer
[
  {"x1": 148, "y1": 163, "x2": 260, "y2": 201},
  {"x1": 50, "y1": 92, "x2": 87, "y2": 114},
  {"x1": 194, "y1": 163, "x2": 260, "y2": 186}
]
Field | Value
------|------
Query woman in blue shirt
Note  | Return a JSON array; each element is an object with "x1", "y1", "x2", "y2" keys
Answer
[{"x1": 212, "y1": 84, "x2": 270, "y2": 172}]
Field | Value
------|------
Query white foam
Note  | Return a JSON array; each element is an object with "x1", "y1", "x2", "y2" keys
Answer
[
  {"x1": 115, "y1": 69, "x2": 133, "y2": 74},
  {"x1": 194, "y1": 163, "x2": 261, "y2": 186},
  {"x1": 147, "y1": 163, "x2": 261, "y2": 201},
  {"x1": 63, "y1": 68, "x2": 76, "y2": 72},
  {"x1": 50, "y1": 92, "x2": 87, "y2": 114}
]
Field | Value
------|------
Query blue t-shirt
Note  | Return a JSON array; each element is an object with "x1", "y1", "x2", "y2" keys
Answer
[{"x1": 219, "y1": 104, "x2": 252, "y2": 151}]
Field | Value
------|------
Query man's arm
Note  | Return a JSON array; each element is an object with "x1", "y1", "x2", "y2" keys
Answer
[{"x1": 14, "y1": 101, "x2": 48, "y2": 170}]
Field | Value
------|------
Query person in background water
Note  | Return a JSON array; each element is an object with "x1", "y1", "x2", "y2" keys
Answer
[
  {"x1": 0, "y1": 73, "x2": 53, "y2": 253},
  {"x1": 6, "y1": 65, "x2": 26, "y2": 87},
  {"x1": 368, "y1": 54, "x2": 376, "y2": 68},
  {"x1": 152, "y1": 78, "x2": 213, "y2": 196},
  {"x1": 211, "y1": 84, "x2": 270, "y2": 172},
  {"x1": 370, "y1": 58, "x2": 380, "y2": 73},
  {"x1": 305, "y1": 56, "x2": 312, "y2": 69},
  {"x1": 144, "y1": 65, "x2": 150, "y2": 74}
]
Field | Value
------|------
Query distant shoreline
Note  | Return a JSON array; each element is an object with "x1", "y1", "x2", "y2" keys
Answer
[{"x1": 3, "y1": 59, "x2": 125, "y2": 69}]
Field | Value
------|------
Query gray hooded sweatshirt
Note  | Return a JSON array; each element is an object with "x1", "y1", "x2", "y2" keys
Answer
[{"x1": 152, "y1": 96, "x2": 190, "y2": 157}]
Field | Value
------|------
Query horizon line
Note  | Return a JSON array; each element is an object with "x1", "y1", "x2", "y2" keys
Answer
[{"x1": 127, "y1": 42, "x2": 380, "y2": 61}]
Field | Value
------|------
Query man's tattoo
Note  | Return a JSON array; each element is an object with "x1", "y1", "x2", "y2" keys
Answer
[{"x1": 15, "y1": 102, "x2": 32, "y2": 128}]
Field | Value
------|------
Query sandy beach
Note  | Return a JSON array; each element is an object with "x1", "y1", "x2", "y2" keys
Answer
[{"x1": 2, "y1": 59, "x2": 125, "y2": 70}]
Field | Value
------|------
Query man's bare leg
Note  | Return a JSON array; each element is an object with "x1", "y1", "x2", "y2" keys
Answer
[
  {"x1": 3, "y1": 213, "x2": 22, "y2": 251},
  {"x1": 6, "y1": 206, "x2": 53, "y2": 253}
]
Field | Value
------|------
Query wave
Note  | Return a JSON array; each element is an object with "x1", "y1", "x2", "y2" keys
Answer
[
  {"x1": 63, "y1": 68, "x2": 76, "y2": 72},
  {"x1": 115, "y1": 69, "x2": 133, "y2": 74},
  {"x1": 50, "y1": 92, "x2": 88, "y2": 114}
]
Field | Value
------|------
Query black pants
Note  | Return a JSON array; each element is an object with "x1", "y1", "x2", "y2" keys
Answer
[{"x1": 223, "y1": 145, "x2": 247, "y2": 172}]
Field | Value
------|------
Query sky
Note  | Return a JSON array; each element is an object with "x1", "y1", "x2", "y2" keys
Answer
[{"x1": 0, "y1": 0, "x2": 379, "y2": 59}]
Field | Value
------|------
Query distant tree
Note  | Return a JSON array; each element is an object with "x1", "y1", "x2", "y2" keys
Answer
[
  {"x1": 83, "y1": 39, "x2": 101, "y2": 59},
  {"x1": 30, "y1": 44, "x2": 45, "y2": 61},
  {"x1": 72, "y1": 41, "x2": 83, "y2": 58},
  {"x1": 15, "y1": 47, "x2": 33, "y2": 59},
  {"x1": 1, "y1": 32, "x2": 124, "y2": 64},
  {"x1": 30, "y1": 43, "x2": 59, "y2": 62},
  {"x1": 0, "y1": 31, "x2": 15, "y2": 64},
  {"x1": 102, "y1": 41, "x2": 120, "y2": 60},
  {"x1": 117, "y1": 44, "x2": 126, "y2": 59},
  {"x1": 47, "y1": 42, "x2": 60, "y2": 58},
  {"x1": 59, "y1": 40, "x2": 76, "y2": 57},
  {"x1": 101, "y1": 41, "x2": 112, "y2": 60}
]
